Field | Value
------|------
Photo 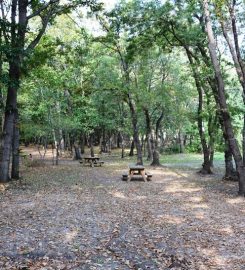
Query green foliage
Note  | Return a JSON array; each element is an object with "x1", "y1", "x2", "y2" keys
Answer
[{"x1": 13, "y1": 0, "x2": 245, "y2": 157}]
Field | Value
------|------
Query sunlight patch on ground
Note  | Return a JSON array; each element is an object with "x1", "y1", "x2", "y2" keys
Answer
[
  {"x1": 164, "y1": 186, "x2": 202, "y2": 193},
  {"x1": 189, "y1": 196, "x2": 205, "y2": 203},
  {"x1": 201, "y1": 248, "x2": 227, "y2": 267},
  {"x1": 65, "y1": 230, "x2": 78, "y2": 243},
  {"x1": 185, "y1": 203, "x2": 209, "y2": 209},
  {"x1": 71, "y1": 185, "x2": 83, "y2": 191},
  {"x1": 226, "y1": 197, "x2": 244, "y2": 205},
  {"x1": 109, "y1": 191, "x2": 127, "y2": 199},
  {"x1": 156, "y1": 214, "x2": 186, "y2": 225},
  {"x1": 194, "y1": 212, "x2": 205, "y2": 220},
  {"x1": 218, "y1": 226, "x2": 234, "y2": 235},
  {"x1": 134, "y1": 195, "x2": 147, "y2": 200}
]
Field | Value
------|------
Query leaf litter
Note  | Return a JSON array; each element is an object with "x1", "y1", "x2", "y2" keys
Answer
[{"x1": 0, "y1": 158, "x2": 244, "y2": 269}]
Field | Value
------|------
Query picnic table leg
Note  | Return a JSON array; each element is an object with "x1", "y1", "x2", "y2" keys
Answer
[
  {"x1": 90, "y1": 160, "x2": 94, "y2": 167},
  {"x1": 141, "y1": 170, "x2": 147, "y2": 182},
  {"x1": 127, "y1": 170, "x2": 134, "y2": 182}
]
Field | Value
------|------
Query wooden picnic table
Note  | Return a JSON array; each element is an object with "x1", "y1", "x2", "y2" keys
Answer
[
  {"x1": 80, "y1": 156, "x2": 103, "y2": 167},
  {"x1": 128, "y1": 164, "x2": 147, "y2": 182}
]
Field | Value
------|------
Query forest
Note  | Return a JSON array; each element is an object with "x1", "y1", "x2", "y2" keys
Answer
[{"x1": 0, "y1": 0, "x2": 245, "y2": 269}]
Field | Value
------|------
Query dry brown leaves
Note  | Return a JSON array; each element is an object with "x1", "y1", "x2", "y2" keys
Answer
[{"x1": 0, "y1": 158, "x2": 244, "y2": 270}]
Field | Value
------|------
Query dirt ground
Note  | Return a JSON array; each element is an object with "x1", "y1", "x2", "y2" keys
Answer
[{"x1": 0, "y1": 151, "x2": 244, "y2": 270}]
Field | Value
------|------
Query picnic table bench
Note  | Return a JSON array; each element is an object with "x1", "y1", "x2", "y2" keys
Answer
[
  {"x1": 79, "y1": 156, "x2": 104, "y2": 167},
  {"x1": 122, "y1": 164, "x2": 152, "y2": 182}
]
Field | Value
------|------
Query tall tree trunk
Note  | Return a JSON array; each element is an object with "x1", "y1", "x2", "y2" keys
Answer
[
  {"x1": 185, "y1": 49, "x2": 212, "y2": 174},
  {"x1": 117, "y1": 132, "x2": 120, "y2": 148},
  {"x1": 0, "y1": 61, "x2": 19, "y2": 182},
  {"x1": 80, "y1": 133, "x2": 85, "y2": 155},
  {"x1": 73, "y1": 140, "x2": 82, "y2": 160},
  {"x1": 151, "y1": 150, "x2": 161, "y2": 166},
  {"x1": 129, "y1": 139, "x2": 134, "y2": 156},
  {"x1": 178, "y1": 130, "x2": 185, "y2": 154},
  {"x1": 59, "y1": 129, "x2": 65, "y2": 156},
  {"x1": 0, "y1": 28, "x2": 4, "y2": 133},
  {"x1": 90, "y1": 134, "x2": 94, "y2": 157},
  {"x1": 52, "y1": 129, "x2": 58, "y2": 165},
  {"x1": 203, "y1": 0, "x2": 245, "y2": 195},
  {"x1": 224, "y1": 148, "x2": 237, "y2": 181},
  {"x1": 144, "y1": 108, "x2": 153, "y2": 161},
  {"x1": 206, "y1": 72, "x2": 237, "y2": 179},
  {"x1": 11, "y1": 110, "x2": 19, "y2": 179},
  {"x1": 128, "y1": 95, "x2": 143, "y2": 165},
  {"x1": 119, "y1": 132, "x2": 125, "y2": 158},
  {"x1": 155, "y1": 111, "x2": 164, "y2": 149},
  {"x1": 66, "y1": 132, "x2": 72, "y2": 152},
  {"x1": 220, "y1": 8, "x2": 245, "y2": 166}
]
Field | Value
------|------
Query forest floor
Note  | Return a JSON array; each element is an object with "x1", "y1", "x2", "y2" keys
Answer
[{"x1": 0, "y1": 149, "x2": 245, "y2": 270}]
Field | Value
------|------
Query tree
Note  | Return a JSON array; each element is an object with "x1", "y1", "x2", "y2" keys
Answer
[
  {"x1": 203, "y1": 0, "x2": 245, "y2": 195},
  {"x1": 0, "y1": 0, "x2": 100, "y2": 182}
]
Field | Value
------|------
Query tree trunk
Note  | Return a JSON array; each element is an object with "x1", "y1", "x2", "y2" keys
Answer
[
  {"x1": 155, "y1": 111, "x2": 164, "y2": 149},
  {"x1": 73, "y1": 141, "x2": 82, "y2": 160},
  {"x1": 0, "y1": 28, "x2": 4, "y2": 133},
  {"x1": 117, "y1": 132, "x2": 121, "y2": 148},
  {"x1": 206, "y1": 68, "x2": 238, "y2": 180},
  {"x1": 128, "y1": 95, "x2": 143, "y2": 165},
  {"x1": 80, "y1": 133, "x2": 85, "y2": 155},
  {"x1": 185, "y1": 49, "x2": 212, "y2": 174},
  {"x1": 178, "y1": 130, "x2": 185, "y2": 154},
  {"x1": 52, "y1": 130, "x2": 58, "y2": 165},
  {"x1": 119, "y1": 132, "x2": 125, "y2": 158},
  {"x1": 90, "y1": 134, "x2": 94, "y2": 157},
  {"x1": 224, "y1": 147, "x2": 237, "y2": 181},
  {"x1": 151, "y1": 150, "x2": 161, "y2": 166},
  {"x1": 220, "y1": 9, "x2": 245, "y2": 166},
  {"x1": 129, "y1": 140, "x2": 134, "y2": 156},
  {"x1": 203, "y1": 0, "x2": 245, "y2": 195},
  {"x1": 11, "y1": 110, "x2": 19, "y2": 179},
  {"x1": 0, "y1": 61, "x2": 19, "y2": 182},
  {"x1": 144, "y1": 108, "x2": 153, "y2": 161},
  {"x1": 59, "y1": 129, "x2": 65, "y2": 156},
  {"x1": 66, "y1": 132, "x2": 72, "y2": 152}
]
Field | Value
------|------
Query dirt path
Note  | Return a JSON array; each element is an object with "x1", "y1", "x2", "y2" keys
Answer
[{"x1": 0, "y1": 159, "x2": 244, "y2": 270}]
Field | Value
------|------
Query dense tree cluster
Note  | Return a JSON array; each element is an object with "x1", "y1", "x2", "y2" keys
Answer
[{"x1": 0, "y1": 0, "x2": 245, "y2": 195}]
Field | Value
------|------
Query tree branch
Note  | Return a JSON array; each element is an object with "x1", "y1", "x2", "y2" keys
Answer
[{"x1": 27, "y1": 0, "x2": 59, "y2": 20}]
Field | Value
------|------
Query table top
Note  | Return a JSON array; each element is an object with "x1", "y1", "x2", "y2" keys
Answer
[
  {"x1": 82, "y1": 156, "x2": 100, "y2": 160},
  {"x1": 129, "y1": 164, "x2": 145, "y2": 170}
]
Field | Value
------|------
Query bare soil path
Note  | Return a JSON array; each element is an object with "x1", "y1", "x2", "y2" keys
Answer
[{"x1": 0, "y1": 156, "x2": 244, "y2": 270}]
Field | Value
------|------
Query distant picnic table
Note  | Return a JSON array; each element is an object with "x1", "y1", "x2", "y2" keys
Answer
[
  {"x1": 122, "y1": 164, "x2": 152, "y2": 182},
  {"x1": 80, "y1": 156, "x2": 104, "y2": 167}
]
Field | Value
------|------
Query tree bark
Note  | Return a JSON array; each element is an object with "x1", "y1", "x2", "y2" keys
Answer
[
  {"x1": 224, "y1": 148, "x2": 237, "y2": 181},
  {"x1": 59, "y1": 129, "x2": 65, "y2": 156},
  {"x1": 155, "y1": 111, "x2": 164, "y2": 149},
  {"x1": 80, "y1": 133, "x2": 85, "y2": 155},
  {"x1": 119, "y1": 132, "x2": 125, "y2": 158},
  {"x1": 220, "y1": 6, "x2": 245, "y2": 166},
  {"x1": 52, "y1": 130, "x2": 59, "y2": 165},
  {"x1": 151, "y1": 150, "x2": 161, "y2": 166},
  {"x1": 129, "y1": 140, "x2": 134, "y2": 156},
  {"x1": 73, "y1": 141, "x2": 82, "y2": 160},
  {"x1": 90, "y1": 134, "x2": 94, "y2": 157},
  {"x1": 203, "y1": 0, "x2": 245, "y2": 195},
  {"x1": 128, "y1": 94, "x2": 143, "y2": 165},
  {"x1": 185, "y1": 49, "x2": 212, "y2": 174},
  {"x1": 0, "y1": 60, "x2": 19, "y2": 182},
  {"x1": 178, "y1": 130, "x2": 185, "y2": 154},
  {"x1": 11, "y1": 110, "x2": 19, "y2": 179},
  {"x1": 143, "y1": 108, "x2": 153, "y2": 161}
]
